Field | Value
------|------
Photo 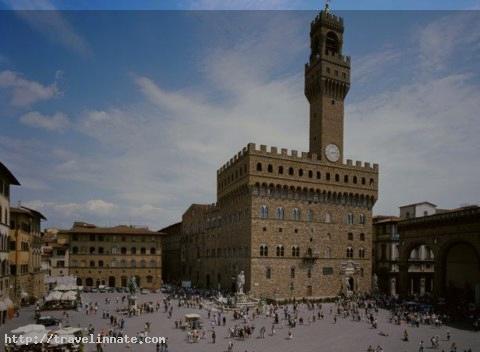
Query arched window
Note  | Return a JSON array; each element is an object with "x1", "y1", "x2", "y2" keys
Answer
[
  {"x1": 307, "y1": 268, "x2": 312, "y2": 278},
  {"x1": 316, "y1": 171, "x2": 321, "y2": 179},
  {"x1": 278, "y1": 166, "x2": 284, "y2": 174},
  {"x1": 98, "y1": 247, "x2": 104, "y2": 254},
  {"x1": 299, "y1": 169, "x2": 304, "y2": 177},
  {"x1": 344, "y1": 175, "x2": 349, "y2": 183},
  {"x1": 276, "y1": 245, "x2": 284, "y2": 257},
  {"x1": 266, "y1": 267, "x2": 272, "y2": 279},
  {"x1": 121, "y1": 247, "x2": 127, "y2": 255},
  {"x1": 324, "y1": 247, "x2": 331, "y2": 258},
  {"x1": 346, "y1": 247, "x2": 353, "y2": 258},
  {"x1": 358, "y1": 248, "x2": 366, "y2": 258},
  {"x1": 289, "y1": 167, "x2": 294, "y2": 175},
  {"x1": 89, "y1": 247, "x2": 95, "y2": 254},
  {"x1": 290, "y1": 267, "x2": 295, "y2": 278},
  {"x1": 147, "y1": 275, "x2": 153, "y2": 283},
  {"x1": 308, "y1": 170, "x2": 313, "y2": 178},
  {"x1": 120, "y1": 259, "x2": 127, "y2": 267},
  {"x1": 346, "y1": 213, "x2": 354, "y2": 225},
  {"x1": 325, "y1": 31, "x2": 339, "y2": 55},
  {"x1": 360, "y1": 233, "x2": 365, "y2": 241},
  {"x1": 267, "y1": 164, "x2": 273, "y2": 173},
  {"x1": 335, "y1": 174, "x2": 340, "y2": 182},
  {"x1": 370, "y1": 178, "x2": 374, "y2": 186},
  {"x1": 150, "y1": 247, "x2": 156, "y2": 254},
  {"x1": 307, "y1": 209, "x2": 313, "y2": 222},
  {"x1": 361, "y1": 177, "x2": 366, "y2": 185},
  {"x1": 276, "y1": 207, "x2": 284, "y2": 220},
  {"x1": 140, "y1": 260, "x2": 146, "y2": 268},
  {"x1": 89, "y1": 260, "x2": 95, "y2": 267},
  {"x1": 359, "y1": 214, "x2": 366, "y2": 225},
  {"x1": 130, "y1": 259, "x2": 136, "y2": 267},
  {"x1": 140, "y1": 247, "x2": 146, "y2": 254},
  {"x1": 260, "y1": 245, "x2": 268, "y2": 257},
  {"x1": 326, "y1": 172, "x2": 331, "y2": 181},
  {"x1": 256, "y1": 163, "x2": 262, "y2": 171},
  {"x1": 348, "y1": 232, "x2": 353, "y2": 241},
  {"x1": 72, "y1": 246, "x2": 78, "y2": 254},
  {"x1": 353, "y1": 176, "x2": 358, "y2": 184},
  {"x1": 98, "y1": 260, "x2": 104, "y2": 267},
  {"x1": 292, "y1": 246, "x2": 300, "y2": 257},
  {"x1": 292, "y1": 208, "x2": 301, "y2": 221},
  {"x1": 131, "y1": 247, "x2": 137, "y2": 255},
  {"x1": 260, "y1": 205, "x2": 268, "y2": 219}
]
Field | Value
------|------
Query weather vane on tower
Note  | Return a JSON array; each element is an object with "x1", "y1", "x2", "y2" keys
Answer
[{"x1": 324, "y1": 0, "x2": 331, "y2": 12}]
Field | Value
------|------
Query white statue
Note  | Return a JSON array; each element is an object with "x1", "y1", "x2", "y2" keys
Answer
[
  {"x1": 344, "y1": 277, "x2": 351, "y2": 292},
  {"x1": 373, "y1": 274, "x2": 379, "y2": 291},
  {"x1": 390, "y1": 277, "x2": 397, "y2": 296},
  {"x1": 236, "y1": 271, "x2": 245, "y2": 295}
]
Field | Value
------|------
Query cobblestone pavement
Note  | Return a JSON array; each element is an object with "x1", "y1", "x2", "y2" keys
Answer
[{"x1": 1, "y1": 293, "x2": 478, "y2": 352}]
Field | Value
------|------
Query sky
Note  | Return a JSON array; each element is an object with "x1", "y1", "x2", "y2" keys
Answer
[{"x1": 0, "y1": 1, "x2": 479, "y2": 230}]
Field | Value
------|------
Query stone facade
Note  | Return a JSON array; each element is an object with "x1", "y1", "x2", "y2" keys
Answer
[
  {"x1": 0, "y1": 162, "x2": 20, "y2": 324},
  {"x1": 397, "y1": 206, "x2": 480, "y2": 304},
  {"x1": 61, "y1": 222, "x2": 163, "y2": 289},
  {"x1": 9, "y1": 206, "x2": 47, "y2": 304},
  {"x1": 372, "y1": 216, "x2": 400, "y2": 296},
  {"x1": 159, "y1": 222, "x2": 182, "y2": 285},
  {"x1": 166, "y1": 9, "x2": 379, "y2": 300}
]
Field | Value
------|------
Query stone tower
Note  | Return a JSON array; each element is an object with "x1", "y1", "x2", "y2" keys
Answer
[{"x1": 305, "y1": 9, "x2": 350, "y2": 163}]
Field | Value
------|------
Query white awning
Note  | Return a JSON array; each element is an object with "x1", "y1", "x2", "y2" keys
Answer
[
  {"x1": 11, "y1": 324, "x2": 46, "y2": 334},
  {"x1": 0, "y1": 301, "x2": 7, "y2": 311}
]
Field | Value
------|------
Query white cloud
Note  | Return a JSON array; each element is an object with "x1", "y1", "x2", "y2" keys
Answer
[
  {"x1": 352, "y1": 49, "x2": 401, "y2": 84},
  {"x1": 346, "y1": 73, "x2": 480, "y2": 215},
  {"x1": 20, "y1": 111, "x2": 70, "y2": 131},
  {"x1": 417, "y1": 12, "x2": 480, "y2": 72},
  {"x1": 3, "y1": 0, "x2": 92, "y2": 57},
  {"x1": 0, "y1": 70, "x2": 61, "y2": 107},
  {"x1": 22, "y1": 199, "x2": 116, "y2": 222}
]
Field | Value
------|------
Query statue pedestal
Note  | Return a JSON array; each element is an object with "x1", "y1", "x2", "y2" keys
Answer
[
  {"x1": 232, "y1": 293, "x2": 258, "y2": 309},
  {"x1": 128, "y1": 295, "x2": 138, "y2": 309}
]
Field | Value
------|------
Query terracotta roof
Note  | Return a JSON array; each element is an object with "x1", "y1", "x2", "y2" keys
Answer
[
  {"x1": 10, "y1": 206, "x2": 47, "y2": 220},
  {"x1": 373, "y1": 215, "x2": 400, "y2": 224},
  {"x1": 399, "y1": 201, "x2": 437, "y2": 208},
  {"x1": 62, "y1": 222, "x2": 162, "y2": 235},
  {"x1": 0, "y1": 161, "x2": 20, "y2": 185}
]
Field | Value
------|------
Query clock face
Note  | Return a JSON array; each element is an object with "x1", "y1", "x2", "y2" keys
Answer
[{"x1": 325, "y1": 144, "x2": 340, "y2": 162}]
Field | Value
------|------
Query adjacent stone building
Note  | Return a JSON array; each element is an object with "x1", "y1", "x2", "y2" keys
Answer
[
  {"x1": 60, "y1": 222, "x2": 163, "y2": 289},
  {"x1": 397, "y1": 206, "x2": 480, "y2": 305},
  {"x1": 159, "y1": 222, "x2": 182, "y2": 285},
  {"x1": 372, "y1": 216, "x2": 400, "y2": 296},
  {"x1": 9, "y1": 206, "x2": 47, "y2": 304},
  {"x1": 0, "y1": 162, "x2": 19, "y2": 324},
  {"x1": 165, "y1": 9, "x2": 379, "y2": 300}
]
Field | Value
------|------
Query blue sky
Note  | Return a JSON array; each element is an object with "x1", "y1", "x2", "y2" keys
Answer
[{"x1": 1, "y1": 1, "x2": 479, "y2": 229}]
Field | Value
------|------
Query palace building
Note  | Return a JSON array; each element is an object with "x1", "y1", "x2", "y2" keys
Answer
[
  {"x1": 162, "y1": 9, "x2": 379, "y2": 299},
  {"x1": 59, "y1": 222, "x2": 163, "y2": 289},
  {"x1": 9, "y1": 206, "x2": 47, "y2": 304}
]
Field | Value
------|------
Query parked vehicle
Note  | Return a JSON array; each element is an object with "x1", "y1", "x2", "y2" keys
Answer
[{"x1": 36, "y1": 316, "x2": 61, "y2": 326}]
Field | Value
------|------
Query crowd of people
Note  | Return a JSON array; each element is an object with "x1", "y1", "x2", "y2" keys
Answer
[{"x1": 27, "y1": 286, "x2": 479, "y2": 352}]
